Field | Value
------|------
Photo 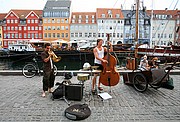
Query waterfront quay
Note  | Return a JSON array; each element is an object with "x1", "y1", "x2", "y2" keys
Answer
[{"x1": 0, "y1": 71, "x2": 180, "y2": 121}]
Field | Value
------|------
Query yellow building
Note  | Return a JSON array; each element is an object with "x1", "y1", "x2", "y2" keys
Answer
[
  {"x1": 43, "y1": 0, "x2": 71, "y2": 43},
  {"x1": 0, "y1": 13, "x2": 6, "y2": 48}
]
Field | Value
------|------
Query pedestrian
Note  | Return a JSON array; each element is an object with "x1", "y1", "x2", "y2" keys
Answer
[
  {"x1": 41, "y1": 43, "x2": 55, "y2": 97},
  {"x1": 92, "y1": 39, "x2": 113, "y2": 94}
]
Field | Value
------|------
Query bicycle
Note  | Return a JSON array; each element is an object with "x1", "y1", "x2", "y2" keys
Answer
[{"x1": 22, "y1": 53, "x2": 58, "y2": 78}]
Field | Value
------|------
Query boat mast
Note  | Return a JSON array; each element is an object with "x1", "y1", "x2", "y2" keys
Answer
[{"x1": 135, "y1": 0, "x2": 140, "y2": 58}]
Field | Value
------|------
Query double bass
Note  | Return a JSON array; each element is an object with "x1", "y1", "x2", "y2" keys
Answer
[{"x1": 99, "y1": 34, "x2": 120, "y2": 86}]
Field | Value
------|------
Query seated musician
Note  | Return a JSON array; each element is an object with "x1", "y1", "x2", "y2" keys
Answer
[
  {"x1": 92, "y1": 39, "x2": 113, "y2": 94},
  {"x1": 139, "y1": 55, "x2": 149, "y2": 71}
]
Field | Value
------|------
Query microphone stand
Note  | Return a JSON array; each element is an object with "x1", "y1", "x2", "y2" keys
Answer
[{"x1": 60, "y1": 66, "x2": 70, "y2": 105}]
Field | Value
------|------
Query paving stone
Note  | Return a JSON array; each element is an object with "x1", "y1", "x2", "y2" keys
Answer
[{"x1": 0, "y1": 75, "x2": 179, "y2": 121}]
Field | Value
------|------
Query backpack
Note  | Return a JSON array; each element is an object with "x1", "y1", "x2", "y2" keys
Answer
[{"x1": 51, "y1": 82, "x2": 64, "y2": 100}]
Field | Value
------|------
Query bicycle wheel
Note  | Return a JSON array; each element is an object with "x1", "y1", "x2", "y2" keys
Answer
[
  {"x1": 53, "y1": 65, "x2": 58, "y2": 76},
  {"x1": 22, "y1": 64, "x2": 37, "y2": 78},
  {"x1": 133, "y1": 73, "x2": 148, "y2": 92}
]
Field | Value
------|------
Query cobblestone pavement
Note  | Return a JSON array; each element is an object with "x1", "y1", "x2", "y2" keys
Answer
[{"x1": 0, "y1": 75, "x2": 179, "y2": 122}]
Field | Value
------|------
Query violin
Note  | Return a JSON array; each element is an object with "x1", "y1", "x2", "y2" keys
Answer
[{"x1": 99, "y1": 34, "x2": 120, "y2": 86}]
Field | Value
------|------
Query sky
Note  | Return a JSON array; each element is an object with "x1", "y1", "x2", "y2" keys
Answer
[{"x1": 0, "y1": 0, "x2": 179, "y2": 13}]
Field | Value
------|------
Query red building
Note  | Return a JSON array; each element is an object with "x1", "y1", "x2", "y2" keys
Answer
[{"x1": 2, "y1": 9, "x2": 43, "y2": 48}]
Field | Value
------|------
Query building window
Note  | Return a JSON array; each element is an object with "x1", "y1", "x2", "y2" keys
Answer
[
  {"x1": 102, "y1": 14, "x2": 105, "y2": 18},
  {"x1": 57, "y1": 33, "x2": 60, "y2": 38},
  {"x1": 27, "y1": 20, "x2": 30, "y2": 23},
  {"x1": 79, "y1": 33, "x2": 82, "y2": 37},
  {"x1": 24, "y1": 33, "x2": 26, "y2": 38},
  {"x1": 65, "y1": 33, "x2": 68, "y2": 38},
  {"x1": 93, "y1": 33, "x2": 96, "y2": 37},
  {"x1": 48, "y1": 33, "x2": 51, "y2": 38},
  {"x1": 7, "y1": 20, "x2": 10, "y2": 23},
  {"x1": 85, "y1": 33, "x2": 88, "y2": 37},
  {"x1": 11, "y1": 19, "x2": 14, "y2": 23},
  {"x1": 32, "y1": 33, "x2": 34, "y2": 39},
  {"x1": 53, "y1": 33, "x2": 55, "y2": 38},
  {"x1": 61, "y1": 33, "x2": 64, "y2": 38},
  {"x1": 35, "y1": 26, "x2": 38, "y2": 30},
  {"x1": 65, "y1": 19, "x2": 68, "y2": 23},
  {"x1": 28, "y1": 34, "x2": 31, "y2": 38},
  {"x1": 48, "y1": 19, "x2": 51, "y2": 23},
  {"x1": 71, "y1": 33, "x2": 74, "y2": 37},
  {"x1": 44, "y1": 19, "x2": 47, "y2": 23},
  {"x1": 61, "y1": 19, "x2": 64, "y2": 23},
  {"x1": 102, "y1": 33, "x2": 104, "y2": 37},
  {"x1": 61, "y1": 26, "x2": 65, "y2": 30},
  {"x1": 72, "y1": 19, "x2": 75, "y2": 23},
  {"x1": 35, "y1": 20, "x2": 38, "y2": 23},
  {"x1": 44, "y1": 33, "x2": 47, "y2": 38},
  {"x1": 36, "y1": 33, "x2": 38, "y2": 38},
  {"x1": 52, "y1": 26, "x2": 55, "y2": 30},
  {"x1": 116, "y1": 14, "x2": 120, "y2": 18},
  {"x1": 89, "y1": 33, "x2": 92, "y2": 37},
  {"x1": 57, "y1": 19, "x2": 60, "y2": 23},
  {"x1": 52, "y1": 19, "x2": 55, "y2": 23},
  {"x1": 57, "y1": 26, "x2": 60, "y2": 30},
  {"x1": 15, "y1": 34, "x2": 18, "y2": 38},
  {"x1": 31, "y1": 26, "x2": 34, "y2": 30},
  {"x1": 48, "y1": 26, "x2": 51, "y2": 30},
  {"x1": 39, "y1": 34, "x2": 42, "y2": 38},
  {"x1": 92, "y1": 19, "x2": 94, "y2": 23},
  {"x1": 31, "y1": 19, "x2": 34, "y2": 23}
]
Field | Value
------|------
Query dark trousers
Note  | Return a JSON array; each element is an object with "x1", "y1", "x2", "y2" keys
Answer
[{"x1": 42, "y1": 70, "x2": 55, "y2": 91}]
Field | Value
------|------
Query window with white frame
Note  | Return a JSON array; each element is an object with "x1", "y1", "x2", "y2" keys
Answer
[
  {"x1": 35, "y1": 20, "x2": 38, "y2": 23},
  {"x1": 7, "y1": 20, "x2": 10, "y2": 23},
  {"x1": 72, "y1": 19, "x2": 75, "y2": 23},
  {"x1": 31, "y1": 19, "x2": 34, "y2": 23},
  {"x1": 57, "y1": 26, "x2": 60, "y2": 30},
  {"x1": 27, "y1": 19, "x2": 30, "y2": 23},
  {"x1": 102, "y1": 14, "x2": 105, "y2": 18},
  {"x1": 24, "y1": 33, "x2": 26, "y2": 38},
  {"x1": 28, "y1": 33, "x2": 31, "y2": 38}
]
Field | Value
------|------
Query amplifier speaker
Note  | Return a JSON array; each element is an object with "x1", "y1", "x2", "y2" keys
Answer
[{"x1": 65, "y1": 84, "x2": 83, "y2": 101}]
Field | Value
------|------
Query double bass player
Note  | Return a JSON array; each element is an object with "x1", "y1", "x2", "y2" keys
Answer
[{"x1": 92, "y1": 39, "x2": 113, "y2": 94}]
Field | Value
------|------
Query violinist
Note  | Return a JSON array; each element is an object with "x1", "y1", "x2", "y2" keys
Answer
[{"x1": 92, "y1": 39, "x2": 113, "y2": 94}]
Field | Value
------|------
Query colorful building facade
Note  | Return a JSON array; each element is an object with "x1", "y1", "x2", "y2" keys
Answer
[{"x1": 2, "y1": 10, "x2": 43, "y2": 48}]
